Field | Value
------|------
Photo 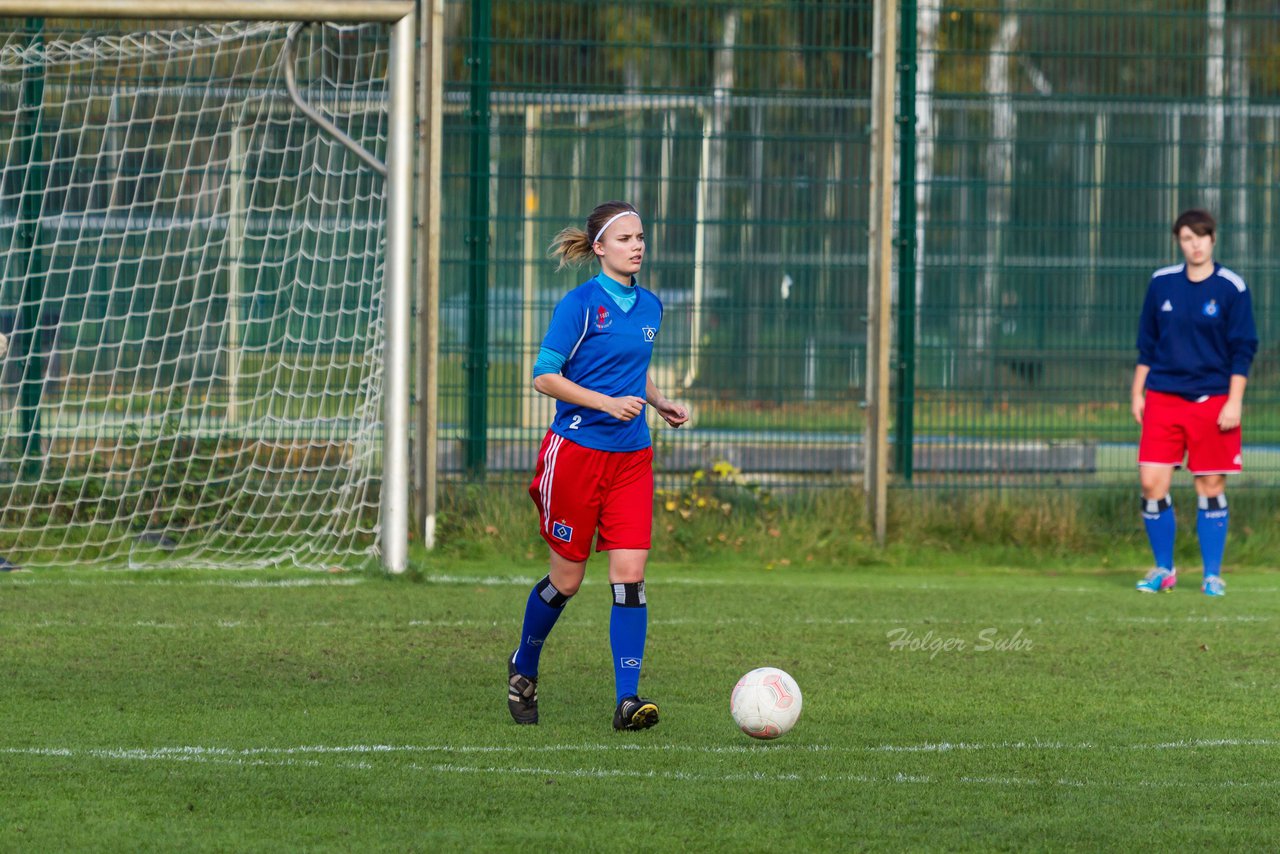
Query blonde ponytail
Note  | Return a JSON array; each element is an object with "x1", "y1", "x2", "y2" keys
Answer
[
  {"x1": 547, "y1": 227, "x2": 595, "y2": 270},
  {"x1": 547, "y1": 200, "x2": 639, "y2": 271}
]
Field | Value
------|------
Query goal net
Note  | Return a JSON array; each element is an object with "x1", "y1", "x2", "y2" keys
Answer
[{"x1": 0, "y1": 18, "x2": 396, "y2": 569}]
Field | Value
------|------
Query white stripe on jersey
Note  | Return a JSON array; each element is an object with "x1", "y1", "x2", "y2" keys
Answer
[
  {"x1": 1217, "y1": 266, "x2": 1247, "y2": 293},
  {"x1": 1151, "y1": 264, "x2": 1184, "y2": 279},
  {"x1": 564, "y1": 309, "x2": 590, "y2": 364},
  {"x1": 540, "y1": 435, "x2": 565, "y2": 532}
]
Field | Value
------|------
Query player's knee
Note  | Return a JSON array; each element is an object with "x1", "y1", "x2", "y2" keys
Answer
[
  {"x1": 548, "y1": 554, "x2": 587, "y2": 595},
  {"x1": 1139, "y1": 472, "x2": 1172, "y2": 499},
  {"x1": 1196, "y1": 475, "x2": 1227, "y2": 496},
  {"x1": 605, "y1": 552, "x2": 648, "y2": 584}
]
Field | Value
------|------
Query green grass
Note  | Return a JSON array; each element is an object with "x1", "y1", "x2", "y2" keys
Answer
[{"x1": 5, "y1": 558, "x2": 1280, "y2": 850}]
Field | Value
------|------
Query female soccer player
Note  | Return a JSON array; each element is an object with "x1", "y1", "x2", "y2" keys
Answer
[
  {"x1": 1132, "y1": 209, "x2": 1258, "y2": 596},
  {"x1": 507, "y1": 200, "x2": 688, "y2": 729}
]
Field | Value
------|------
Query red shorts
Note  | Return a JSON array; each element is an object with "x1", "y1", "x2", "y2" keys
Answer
[
  {"x1": 1139, "y1": 390, "x2": 1242, "y2": 475},
  {"x1": 528, "y1": 432, "x2": 654, "y2": 562}
]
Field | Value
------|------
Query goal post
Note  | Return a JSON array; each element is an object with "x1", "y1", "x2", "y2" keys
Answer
[{"x1": 0, "y1": 2, "x2": 414, "y2": 573}]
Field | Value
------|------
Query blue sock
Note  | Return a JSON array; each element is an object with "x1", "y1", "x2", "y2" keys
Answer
[
  {"x1": 513, "y1": 576, "x2": 571, "y2": 678},
  {"x1": 1141, "y1": 495, "x2": 1176, "y2": 571},
  {"x1": 609, "y1": 581, "x2": 648, "y2": 703},
  {"x1": 1197, "y1": 495, "x2": 1229, "y2": 578}
]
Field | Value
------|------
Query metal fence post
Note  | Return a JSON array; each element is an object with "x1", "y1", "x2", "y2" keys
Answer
[
  {"x1": 896, "y1": 0, "x2": 918, "y2": 482},
  {"x1": 465, "y1": 0, "x2": 491, "y2": 478}
]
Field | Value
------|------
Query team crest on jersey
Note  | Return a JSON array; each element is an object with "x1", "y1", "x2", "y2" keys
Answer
[
  {"x1": 551, "y1": 521, "x2": 574, "y2": 543},
  {"x1": 595, "y1": 305, "x2": 613, "y2": 330},
  {"x1": 640, "y1": 325, "x2": 657, "y2": 342},
  {"x1": 1202, "y1": 299, "x2": 1219, "y2": 317}
]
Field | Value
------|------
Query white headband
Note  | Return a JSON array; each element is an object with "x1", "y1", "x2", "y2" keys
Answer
[{"x1": 593, "y1": 210, "x2": 639, "y2": 245}]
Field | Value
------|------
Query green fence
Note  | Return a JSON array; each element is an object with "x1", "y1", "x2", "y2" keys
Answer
[
  {"x1": 901, "y1": 1, "x2": 1280, "y2": 490},
  {"x1": 438, "y1": 0, "x2": 1280, "y2": 495},
  {"x1": 440, "y1": 0, "x2": 874, "y2": 482}
]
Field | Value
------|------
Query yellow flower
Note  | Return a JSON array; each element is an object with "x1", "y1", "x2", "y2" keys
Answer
[{"x1": 713, "y1": 460, "x2": 740, "y2": 479}]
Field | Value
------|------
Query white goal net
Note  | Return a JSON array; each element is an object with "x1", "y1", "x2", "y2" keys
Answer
[{"x1": 0, "y1": 18, "x2": 396, "y2": 569}]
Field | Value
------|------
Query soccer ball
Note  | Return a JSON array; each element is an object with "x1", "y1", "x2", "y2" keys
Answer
[{"x1": 730, "y1": 667, "x2": 802, "y2": 739}]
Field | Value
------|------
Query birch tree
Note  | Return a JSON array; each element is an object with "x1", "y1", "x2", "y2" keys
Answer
[{"x1": 976, "y1": 7, "x2": 1020, "y2": 385}]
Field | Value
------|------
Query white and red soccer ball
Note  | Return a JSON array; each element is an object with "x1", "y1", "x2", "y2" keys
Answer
[{"x1": 730, "y1": 667, "x2": 802, "y2": 739}]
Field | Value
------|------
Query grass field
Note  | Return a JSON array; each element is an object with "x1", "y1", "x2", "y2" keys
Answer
[{"x1": 5, "y1": 557, "x2": 1280, "y2": 851}]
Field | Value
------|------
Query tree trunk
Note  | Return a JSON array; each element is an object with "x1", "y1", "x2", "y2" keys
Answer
[
  {"x1": 686, "y1": 8, "x2": 737, "y2": 390},
  {"x1": 913, "y1": 1, "x2": 942, "y2": 345},
  {"x1": 976, "y1": 9, "x2": 1020, "y2": 390},
  {"x1": 1202, "y1": 0, "x2": 1225, "y2": 213},
  {"x1": 1229, "y1": 14, "x2": 1248, "y2": 260}
]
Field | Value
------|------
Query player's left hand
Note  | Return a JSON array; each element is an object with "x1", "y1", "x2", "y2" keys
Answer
[
  {"x1": 656, "y1": 400, "x2": 690, "y2": 429},
  {"x1": 1218, "y1": 399, "x2": 1242, "y2": 431}
]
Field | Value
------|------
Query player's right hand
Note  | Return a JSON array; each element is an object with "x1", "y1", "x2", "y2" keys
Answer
[{"x1": 602, "y1": 395, "x2": 646, "y2": 421}]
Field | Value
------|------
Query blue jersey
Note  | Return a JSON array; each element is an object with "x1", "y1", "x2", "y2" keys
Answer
[
  {"x1": 1137, "y1": 262, "x2": 1258, "y2": 397},
  {"x1": 539, "y1": 274, "x2": 663, "y2": 452}
]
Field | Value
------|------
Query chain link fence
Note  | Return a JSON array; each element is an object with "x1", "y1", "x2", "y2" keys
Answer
[{"x1": 435, "y1": 0, "x2": 1279, "y2": 499}]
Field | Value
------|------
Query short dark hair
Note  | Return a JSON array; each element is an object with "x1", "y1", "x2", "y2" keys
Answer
[{"x1": 1172, "y1": 209, "x2": 1216, "y2": 238}]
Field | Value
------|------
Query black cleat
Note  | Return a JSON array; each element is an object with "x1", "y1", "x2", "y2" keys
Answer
[
  {"x1": 612, "y1": 695, "x2": 659, "y2": 731},
  {"x1": 507, "y1": 652, "x2": 538, "y2": 725}
]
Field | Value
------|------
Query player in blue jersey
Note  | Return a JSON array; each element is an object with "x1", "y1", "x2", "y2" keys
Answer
[
  {"x1": 1132, "y1": 209, "x2": 1258, "y2": 596},
  {"x1": 506, "y1": 200, "x2": 689, "y2": 729}
]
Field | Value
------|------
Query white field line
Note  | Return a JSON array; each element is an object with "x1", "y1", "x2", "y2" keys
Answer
[
  {"x1": 415, "y1": 763, "x2": 1280, "y2": 790},
  {"x1": 419, "y1": 577, "x2": 1280, "y2": 594},
  {"x1": 0, "y1": 577, "x2": 365, "y2": 589},
  {"x1": 1, "y1": 745, "x2": 370, "y2": 770},
  {"x1": 5, "y1": 612, "x2": 1275, "y2": 631},
  {"x1": 6, "y1": 613, "x2": 1274, "y2": 631},
  {"x1": 418, "y1": 574, "x2": 727, "y2": 587},
  {"x1": 10, "y1": 572, "x2": 1280, "y2": 596},
  {"x1": 5, "y1": 742, "x2": 1280, "y2": 789},
  {"x1": 4, "y1": 737, "x2": 1278, "y2": 762}
]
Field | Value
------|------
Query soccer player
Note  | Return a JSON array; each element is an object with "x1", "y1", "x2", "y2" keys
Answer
[
  {"x1": 507, "y1": 200, "x2": 689, "y2": 729},
  {"x1": 1132, "y1": 209, "x2": 1258, "y2": 596}
]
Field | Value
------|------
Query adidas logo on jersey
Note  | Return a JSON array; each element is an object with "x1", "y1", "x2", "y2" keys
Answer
[{"x1": 1160, "y1": 300, "x2": 1173, "y2": 312}]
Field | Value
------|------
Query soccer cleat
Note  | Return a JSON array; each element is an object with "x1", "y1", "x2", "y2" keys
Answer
[
  {"x1": 612, "y1": 695, "x2": 659, "y2": 731},
  {"x1": 1202, "y1": 575, "x2": 1226, "y2": 597},
  {"x1": 507, "y1": 652, "x2": 538, "y2": 725},
  {"x1": 1136, "y1": 567, "x2": 1177, "y2": 593}
]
